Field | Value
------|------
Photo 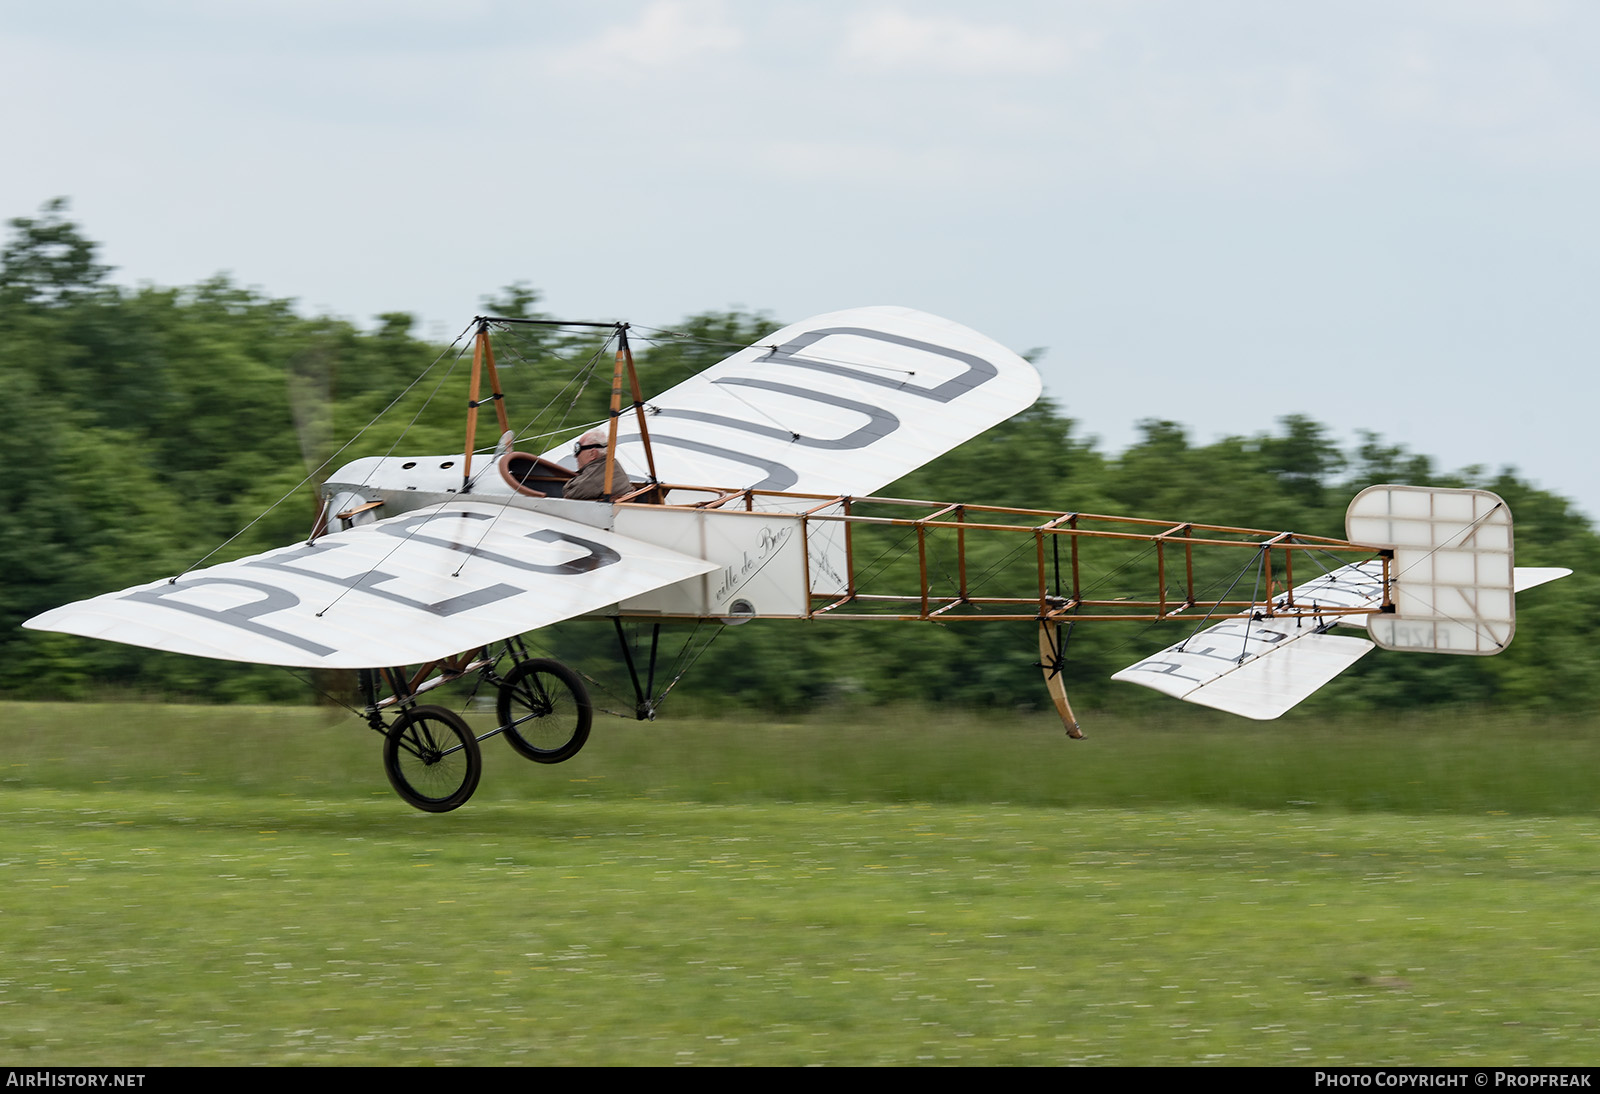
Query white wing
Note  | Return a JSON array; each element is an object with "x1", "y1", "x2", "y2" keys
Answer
[
  {"x1": 24, "y1": 501, "x2": 716, "y2": 669},
  {"x1": 544, "y1": 306, "x2": 1041, "y2": 500},
  {"x1": 1109, "y1": 561, "x2": 1384, "y2": 720}
]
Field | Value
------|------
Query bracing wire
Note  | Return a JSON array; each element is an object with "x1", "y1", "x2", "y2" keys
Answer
[
  {"x1": 172, "y1": 320, "x2": 478, "y2": 580},
  {"x1": 307, "y1": 322, "x2": 616, "y2": 599}
]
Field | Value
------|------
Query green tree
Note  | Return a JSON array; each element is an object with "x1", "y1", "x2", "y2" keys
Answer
[{"x1": 0, "y1": 198, "x2": 110, "y2": 307}]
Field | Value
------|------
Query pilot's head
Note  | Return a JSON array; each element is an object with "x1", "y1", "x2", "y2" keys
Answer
[{"x1": 574, "y1": 429, "x2": 608, "y2": 468}]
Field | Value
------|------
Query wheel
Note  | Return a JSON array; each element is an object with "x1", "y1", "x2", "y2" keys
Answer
[
  {"x1": 496, "y1": 658, "x2": 592, "y2": 764},
  {"x1": 383, "y1": 704, "x2": 482, "y2": 813}
]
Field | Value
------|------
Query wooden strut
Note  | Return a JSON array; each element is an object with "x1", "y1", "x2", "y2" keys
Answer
[
  {"x1": 597, "y1": 326, "x2": 661, "y2": 503},
  {"x1": 461, "y1": 321, "x2": 511, "y2": 493},
  {"x1": 619, "y1": 327, "x2": 660, "y2": 499}
]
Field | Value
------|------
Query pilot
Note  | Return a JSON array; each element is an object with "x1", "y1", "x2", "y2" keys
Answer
[{"x1": 564, "y1": 429, "x2": 633, "y2": 501}]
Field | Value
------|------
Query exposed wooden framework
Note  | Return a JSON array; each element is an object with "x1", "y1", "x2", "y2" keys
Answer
[
  {"x1": 460, "y1": 320, "x2": 511, "y2": 493},
  {"x1": 467, "y1": 317, "x2": 664, "y2": 503},
  {"x1": 610, "y1": 484, "x2": 1392, "y2": 628},
  {"x1": 453, "y1": 318, "x2": 1384, "y2": 628}
]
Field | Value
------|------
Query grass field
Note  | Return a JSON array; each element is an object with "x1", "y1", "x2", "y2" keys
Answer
[{"x1": 2, "y1": 701, "x2": 1598, "y2": 1066}]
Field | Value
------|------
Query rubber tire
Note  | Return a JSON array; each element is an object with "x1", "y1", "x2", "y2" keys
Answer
[
  {"x1": 496, "y1": 659, "x2": 592, "y2": 765},
  {"x1": 383, "y1": 704, "x2": 482, "y2": 813}
]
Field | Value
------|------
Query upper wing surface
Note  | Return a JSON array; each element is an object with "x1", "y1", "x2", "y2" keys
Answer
[
  {"x1": 24, "y1": 501, "x2": 716, "y2": 669},
  {"x1": 545, "y1": 306, "x2": 1041, "y2": 500}
]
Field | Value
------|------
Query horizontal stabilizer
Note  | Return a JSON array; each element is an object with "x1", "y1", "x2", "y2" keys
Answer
[
  {"x1": 1179, "y1": 633, "x2": 1376, "y2": 720},
  {"x1": 1514, "y1": 566, "x2": 1572, "y2": 593},
  {"x1": 1110, "y1": 561, "x2": 1385, "y2": 719},
  {"x1": 24, "y1": 501, "x2": 718, "y2": 669}
]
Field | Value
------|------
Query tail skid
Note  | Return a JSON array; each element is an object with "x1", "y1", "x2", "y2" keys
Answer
[{"x1": 1038, "y1": 621, "x2": 1085, "y2": 738}]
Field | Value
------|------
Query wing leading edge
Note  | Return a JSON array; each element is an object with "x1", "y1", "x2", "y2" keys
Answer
[{"x1": 24, "y1": 501, "x2": 717, "y2": 669}]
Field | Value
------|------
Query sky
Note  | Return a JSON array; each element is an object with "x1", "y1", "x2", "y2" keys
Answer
[{"x1": 3, "y1": 1, "x2": 1597, "y2": 520}]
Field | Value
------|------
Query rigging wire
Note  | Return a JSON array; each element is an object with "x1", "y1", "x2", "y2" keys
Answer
[
  {"x1": 661, "y1": 378, "x2": 802, "y2": 438},
  {"x1": 303, "y1": 331, "x2": 497, "y2": 616},
  {"x1": 278, "y1": 667, "x2": 365, "y2": 720},
  {"x1": 445, "y1": 330, "x2": 621, "y2": 578},
  {"x1": 170, "y1": 319, "x2": 478, "y2": 580},
  {"x1": 304, "y1": 322, "x2": 610, "y2": 598},
  {"x1": 1174, "y1": 545, "x2": 1270, "y2": 653},
  {"x1": 362, "y1": 334, "x2": 474, "y2": 473},
  {"x1": 618, "y1": 619, "x2": 729, "y2": 713},
  {"x1": 507, "y1": 625, "x2": 719, "y2": 721},
  {"x1": 495, "y1": 326, "x2": 618, "y2": 445}
]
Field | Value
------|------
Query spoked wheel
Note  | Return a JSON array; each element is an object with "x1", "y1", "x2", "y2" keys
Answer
[
  {"x1": 496, "y1": 658, "x2": 592, "y2": 764},
  {"x1": 383, "y1": 704, "x2": 482, "y2": 813}
]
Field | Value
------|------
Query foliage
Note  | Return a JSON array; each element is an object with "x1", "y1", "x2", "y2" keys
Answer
[{"x1": 2, "y1": 201, "x2": 1596, "y2": 716}]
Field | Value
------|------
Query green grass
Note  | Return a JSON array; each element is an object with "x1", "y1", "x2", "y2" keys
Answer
[{"x1": 2, "y1": 701, "x2": 1598, "y2": 1065}]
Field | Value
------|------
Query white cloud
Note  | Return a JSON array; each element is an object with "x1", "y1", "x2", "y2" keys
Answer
[
  {"x1": 548, "y1": 0, "x2": 742, "y2": 77},
  {"x1": 839, "y1": 9, "x2": 1085, "y2": 76}
]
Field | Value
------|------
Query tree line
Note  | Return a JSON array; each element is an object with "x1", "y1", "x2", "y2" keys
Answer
[{"x1": 3, "y1": 200, "x2": 1595, "y2": 717}]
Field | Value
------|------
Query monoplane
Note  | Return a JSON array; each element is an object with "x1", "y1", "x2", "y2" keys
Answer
[{"x1": 25, "y1": 307, "x2": 1571, "y2": 811}]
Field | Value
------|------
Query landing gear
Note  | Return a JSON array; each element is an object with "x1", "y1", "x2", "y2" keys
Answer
[
  {"x1": 357, "y1": 647, "x2": 595, "y2": 813},
  {"x1": 382, "y1": 704, "x2": 483, "y2": 813},
  {"x1": 496, "y1": 658, "x2": 592, "y2": 764}
]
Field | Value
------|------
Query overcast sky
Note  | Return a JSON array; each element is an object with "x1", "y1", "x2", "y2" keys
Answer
[{"x1": 3, "y1": 1, "x2": 1596, "y2": 521}]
